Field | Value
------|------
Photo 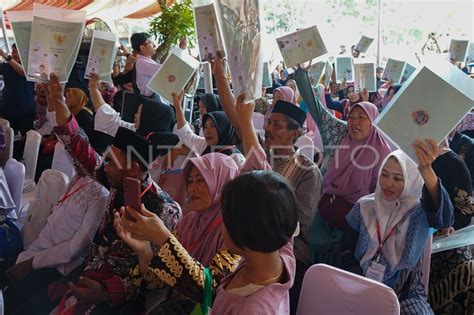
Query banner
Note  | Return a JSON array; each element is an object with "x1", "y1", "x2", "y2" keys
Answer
[
  {"x1": 215, "y1": 0, "x2": 263, "y2": 102},
  {"x1": 84, "y1": 30, "x2": 117, "y2": 83},
  {"x1": 27, "y1": 3, "x2": 85, "y2": 83}
]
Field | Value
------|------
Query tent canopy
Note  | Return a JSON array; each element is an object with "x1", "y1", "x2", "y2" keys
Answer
[{"x1": 2, "y1": 0, "x2": 175, "y2": 21}]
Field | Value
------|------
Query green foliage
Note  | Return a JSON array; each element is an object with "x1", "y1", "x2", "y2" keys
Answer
[{"x1": 148, "y1": 0, "x2": 196, "y2": 48}]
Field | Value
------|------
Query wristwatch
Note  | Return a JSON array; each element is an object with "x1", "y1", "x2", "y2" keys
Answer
[{"x1": 5, "y1": 55, "x2": 12, "y2": 62}]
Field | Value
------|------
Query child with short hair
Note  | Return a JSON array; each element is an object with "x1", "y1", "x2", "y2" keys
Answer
[{"x1": 115, "y1": 170, "x2": 298, "y2": 314}]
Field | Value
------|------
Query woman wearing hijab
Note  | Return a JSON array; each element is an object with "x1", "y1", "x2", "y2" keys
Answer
[
  {"x1": 173, "y1": 91, "x2": 245, "y2": 167},
  {"x1": 295, "y1": 68, "x2": 392, "y2": 266},
  {"x1": 263, "y1": 86, "x2": 296, "y2": 128},
  {"x1": 124, "y1": 153, "x2": 241, "y2": 313},
  {"x1": 428, "y1": 140, "x2": 474, "y2": 315},
  {"x1": 380, "y1": 84, "x2": 401, "y2": 112},
  {"x1": 279, "y1": 68, "x2": 289, "y2": 86},
  {"x1": 341, "y1": 148, "x2": 454, "y2": 314}
]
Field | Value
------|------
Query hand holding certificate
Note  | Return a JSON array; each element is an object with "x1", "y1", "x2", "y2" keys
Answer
[
  {"x1": 335, "y1": 56, "x2": 354, "y2": 83},
  {"x1": 215, "y1": 0, "x2": 263, "y2": 102},
  {"x1": 354, "y1": 62, "x2": 376, "y2": 92},
  {"x1": 146, "y1": 46, "x2": 200, "y2": 104},
  {"x1": 84, "y1": 31, "x2": 117, "y2": 84},
  {"x1": 449, "y1": 39, "x2": 469, "y2": 63},
  {"x1": 276, "y1": 25, "x2": 327, "y2": 68},
  {"x1": 194, "y1": 3, "x2": 225, "y2": 62},
  {"x1": 27, "y1": 4, "x2": 85, "y2": 83},
  {"x1": 382, "y1": 58, "x2": 406, "y2": 85},
  {"x1": 6, "y1": 10, "x2": 32, "y2": 75},
  {"x1": 375, "y1": 57, "x2": 474, "y2": 163}
]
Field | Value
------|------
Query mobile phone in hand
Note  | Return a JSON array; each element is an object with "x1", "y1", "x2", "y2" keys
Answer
[{"x1": 123, "y1": 177, "x2": 141, "y2": 221}]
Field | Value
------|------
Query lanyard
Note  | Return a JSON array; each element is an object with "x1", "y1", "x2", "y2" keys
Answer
[
  {"x1": 140, "y1": 181, "x2": 154, "y2": 198},
  {"x1": 375, "y1": 219, "x2": 397, "y2": 260},
  {"x1": 57, "y1": 180, "x2": 95, "y2": 204}
]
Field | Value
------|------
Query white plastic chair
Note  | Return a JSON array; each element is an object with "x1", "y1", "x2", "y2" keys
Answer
[
  {"x1": 0, "y1": 118, "x2": 9, "y2": 127},
  {"x1": 22, "y1": 130, "x2": 41, "y2": 193},
  {"x1": 252, "y1": 112, "x2": 265, "y2": 131},
  {"x1": 422, "y1": 234, "x2": 433, "y2": 294},
  {"x1": 296, "y1": 135, "x2": 315, "y2": 161},
  {"x1": 297, "y1": 264, "x2": 400, "y2": 315},
  {"x1": 21, "y1": 169, "x2": 69, "y2": 249},
  {"x1": 3, "y1": 158, "x2": 25, "y2": 221},
  {"x1": 0, "y1": 126, "x2": 14, "y2": 167},
  {"x1": 51, "y1": 141, "x2": 76, "y2": 180}
]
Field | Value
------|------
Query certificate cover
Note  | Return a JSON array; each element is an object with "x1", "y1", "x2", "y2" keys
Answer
[
  {"x1": 308, "y1": 61, "x2": 325, "y2": 87},
  {"x1": 28, "y1": 4, "x2": 85, "y2": 83},
  {"x1": 262, "y1": 61, "x2": 272, "y2": 87},
  {"x1": 382, "y1": 58, "x2": 406, "y2": 85},
  {"x1": 401, "y1": 63, "x2": 416, "y2": 84},
  {"x1": 355, "y1": 35, "x2": 374, "y2": 53},
  {"x1": 323, "y1": 61, "x2": 333, "y2": 86},
  {"x1": 0, "y1": 6, "x2": 9, "y2": 55},
  {"x1": 7, "y1": 11, "x2": 32, "y2": 75},
  {"x1": 147, "y1": 46, "x2": 200, "y2": 104},
  {"x1": 466, "y1": 42, "x2": 474, "y2": 65},
  {"x1": 375, "y1": 59, "x2": 473, "y2": 163},
  {"x1": 84, "y1": 31, "x2": 117, "y2": 83},
  {"x1": 276, "y1": 25, "x2": 327, "y2": 68},
  {"x1": 335, "y1": 56, "x2": 353, "y2": 83},
  {"x1": 432, "y1": 225, "x2": 474, "y2": 254},
  {"x1": 449, "y1": 39, "x2": 469, "y2": 63},
  {"x1": 194, "y1": 3, "x2": 225, "y2": 62},
  {"x1": 215, "y1": 0, "x2": 263, "y2": 102},
  {"x1": 353, "y1": 62, "x2": 376, "y2": 92}
]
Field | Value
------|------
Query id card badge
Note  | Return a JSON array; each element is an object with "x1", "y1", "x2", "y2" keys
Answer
[{"x1": 365, "y1": 261, "x2": 386, "y2": 282}]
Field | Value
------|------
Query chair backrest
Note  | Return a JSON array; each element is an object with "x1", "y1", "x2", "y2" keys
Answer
[
  {"x1": 297, "y1": 264, "x2": 400, "y2": 315},
  {"x1": 422, "y1": 234, "x2": 433, "y2": 294},
  {"x1": 22, "y1": 130, "x2": 41, "y2": 181},
  {"x1": 0, "y1": 126, "x2": 14, "y2": 167},
  {"x1": 51, "y1": 141, "x2": 76, "y2": 179},
  {"x1": 3, "y1": 158, "x2": 25, "y2": 217},
  {"x1": 252, "y1": 112, "x2": 265, "y2": 131},
  {"x1": 21, "y1": 169, "x2": 69, "y2": 249},
  {"x1": 0, "y1": 118, "x2": 9, "y2": 127},
  {"x1": 296, "y1": 135, "x2": 315, "y2": 161}
]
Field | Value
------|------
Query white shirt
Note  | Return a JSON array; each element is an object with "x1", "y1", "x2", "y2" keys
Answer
[
  {"x1": 135, "y1": 54, "x2": 161, "y2": 97},
  {"x1": 175, "y1": 123, "x2": 245, "y2": 167},
  {"x1": 94, "y1": 103, "x2": 136, "y2": 137},
  {"x1": 16, "y1": 175, "x2": 109, "y2": 276}
]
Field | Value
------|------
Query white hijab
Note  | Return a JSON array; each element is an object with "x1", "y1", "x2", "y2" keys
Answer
[{"x1": 358, "y1": 150, "x2": 424, "y2": 269}]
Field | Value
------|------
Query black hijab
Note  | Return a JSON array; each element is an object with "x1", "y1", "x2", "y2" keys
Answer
[
  {"x1": 198, "y1": 93, "x2": 222, "y2": 113},
  {"x1": 202, "y1": 111, "x2": 240, "y2": 155}
]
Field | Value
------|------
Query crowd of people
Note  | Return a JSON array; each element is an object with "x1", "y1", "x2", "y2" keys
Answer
[{"x1": 0, "y1": 27, "x2": 473, "y2": 315}]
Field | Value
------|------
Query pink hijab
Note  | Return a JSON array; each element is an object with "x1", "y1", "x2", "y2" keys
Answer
[
  {"x1": 322, "y1": 102, "x2": 392, "y2": 203},
  {"x1": 264, "y1": 86, "x2": 297, "y2": 128},
  {"x1": 177, "y1": 153, "x2": 239, "y2": 265}
]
